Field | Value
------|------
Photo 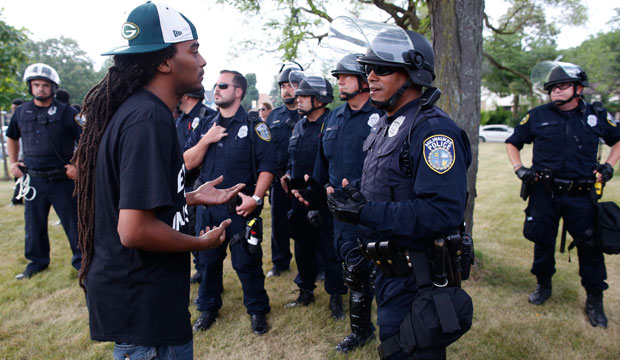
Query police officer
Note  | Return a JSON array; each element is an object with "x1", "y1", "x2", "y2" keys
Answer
[
  {"x1": 176, "y1": 86, "x2": 217, "y2": 285},
  {"x1": 506, "y1": 61, "x2": 620, "y2": 328},
  {"x1": 6, "y1": 63, "x2": 83, "y2": 279},
  {"x1": 280, "y1": 75, "x2": 347, "y2": 316},
  {"x1": 184, "y1": 70, "x2": 276, "y2": 335},
  {"x1": 264, "y1": 64, "x2": 303, "y2": 278},
  {"x1": 327, "y1": 20, "x2": 471, "y2": 359},
  {"x1": 297, "y1": 54, "x2": 384, "y2": 352}
]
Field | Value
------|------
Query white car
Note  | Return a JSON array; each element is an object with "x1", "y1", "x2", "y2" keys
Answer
[{"x1": 479, "y1": 124, "x2": 514, "y2": 142}]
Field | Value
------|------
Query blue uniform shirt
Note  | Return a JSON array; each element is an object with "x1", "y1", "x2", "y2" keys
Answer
[
  {"x1": 287, "y1": 110, "x2": 330, "y2": 180},
  {"x1": 175, "y1": 102, "x2": 216, "y2": 151},
  {"x1": 185, "y1": 106, "x2": 276, "y2": 195},
  {"x1": 359, "y1": 99, "x2": 472, "y2": 249},
  {"x1": 313, "y1": 99, "x2": 383, "y2": 187},
  {"x1": 6, "y1": 99, "x2": 81, "y2": 170},
  {"x1": 506, "y1": 101, "x2": 620, "y2": 179},
  {"x1": 266, "y1": 105, "x2": 299, "y2": 174}
]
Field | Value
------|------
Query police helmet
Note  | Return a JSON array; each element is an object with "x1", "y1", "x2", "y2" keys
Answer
[
  {"x1": 294, "y1": 76, "x2": 334, "y2": 104},
  {"x1": 23, "y1": 63, "x2": 60, "y2": 94},
  {"x1": 331, "y1": 53, "x2": 366, "y2": 80},
  {"x1": 543, "y1": 63, "x2": 588, "y2": 91},
  {"x1": 186, "y1": 86, "x2": 205, "y2": 99},
  {"x1": 278, "y1": 62, "x2": 304, "y2": 85},
  {"x1": 357, "y1": 29, "x2": 435, "y2": 88}
]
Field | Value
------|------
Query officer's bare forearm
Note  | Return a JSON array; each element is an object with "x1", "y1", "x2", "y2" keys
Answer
[
  {"x1": 604, "y1": 141, "x2": 620, "y2": 167},
  {"x1": 183, "y1": 143, "x2": 209, "y2": 170},
  {"x1": 254, "y1": 171, "x2": 274, "y2": 198},
  {"x1": 506, "y1": 143, "x2": 523, "y2": 169},
  {"x1": 118, "y1": 209, "x2": 216, "y2": 252},
  {"x1": 7, "y1": 138, "x2": 20, "y2": 164}
]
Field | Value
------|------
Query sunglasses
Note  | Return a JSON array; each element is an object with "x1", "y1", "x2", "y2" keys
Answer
[
  {"x1": 213, "y1": 83, "x2": 239, "y2": 90},
  {"x1": 258, "y1": 108, "x2": 267, "y2": 111},
  {"x1": 364, "y1": 64, "x2": 399, "y2": 77},
  {"x1": 550, "y1": 82, "x2": 573, "y2": 91}
]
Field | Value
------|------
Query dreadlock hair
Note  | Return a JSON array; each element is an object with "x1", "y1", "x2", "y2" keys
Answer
[{"x1": 72, "y1": 45, "x2": 177, "y2": 291}]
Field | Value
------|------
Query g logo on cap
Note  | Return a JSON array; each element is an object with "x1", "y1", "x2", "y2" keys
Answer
[{"x1": 122, "y1": 22, "x2": 140, "y2": 40}]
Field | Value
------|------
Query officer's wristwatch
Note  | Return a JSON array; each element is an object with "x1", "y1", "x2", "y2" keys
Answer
[{"x1": 252, "y1": 194, "x2": 263, "y2": 206}]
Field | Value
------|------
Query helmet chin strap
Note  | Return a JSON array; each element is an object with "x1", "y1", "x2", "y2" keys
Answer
[
  {"x1": 550, "y1": 83, "x2": 580, "y2": 108},
  {"x1": 339, "y1": 76, "x2": 369, "y2": 101},
  {"x1": 370, "y1": 79, "x2": 412, "y2": 110},
  {"x1": 297, "y1": 100, "x2": 326, "y2": 117}
]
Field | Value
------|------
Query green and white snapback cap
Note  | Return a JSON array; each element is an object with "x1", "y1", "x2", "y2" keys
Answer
[{"x1": 102, "y1": 1, "x2": 198, "y2": 55}]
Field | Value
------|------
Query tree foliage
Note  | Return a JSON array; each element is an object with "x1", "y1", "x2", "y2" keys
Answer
[
  {"x1": 25, "y1": 37, "x2": 104, "y2": 105},
  {"x1": 242, "y1": 72, "x2": 260, "y2": 110},
  {"x1": 0, "y1": 13, "x2": 30, "y2": 111}
]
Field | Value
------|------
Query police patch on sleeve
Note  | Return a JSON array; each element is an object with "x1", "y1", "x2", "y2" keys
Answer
[
  {"x1": 607, "y1": 112, "x2": 618, "y2": 127},
  {"x1": 255, "y1": 122, "x2": 272, "y2": 142},
  {"x1": 74, "y1": 114, "x2": 86, "y2": 127},
  {"x1": 423, "y1": 135, "x2": 455, "y2": 174},
  {"x1": 520, "y1": 113, "x2": 529, "y2": 125}
]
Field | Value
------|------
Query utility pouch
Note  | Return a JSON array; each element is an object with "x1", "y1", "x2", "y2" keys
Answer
[
  {"x1": 364, "y1": 240, "x2": 411, "y2": 278},
  {"x1": 540, "y1": 169, "x2": 553, "y2": 194},
  {"x1": 595, "y1": 201, "x2": 620, "y2": 255}
]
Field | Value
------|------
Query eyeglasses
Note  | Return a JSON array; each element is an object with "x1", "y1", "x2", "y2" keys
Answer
[
  {"x1": 364, "y1": 64, "x2": 399, "y2": 77},
  {"x1": 213, "y1": 83, "x2": 238, "y2": 90},
  {"x1": 258, "y1": 108, "x2": 267, "y2": 111},
  {"x1": 550, "y1": 82, "x2": 573, "y2": 91}
]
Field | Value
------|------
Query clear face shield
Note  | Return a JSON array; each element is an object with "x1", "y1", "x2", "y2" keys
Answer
[
  {"x1": 530, "y1": 61, "x2": 584, "y2": 92},
  {"x1": 328, "y1": 16, "x2": 414, "y2": 66}
]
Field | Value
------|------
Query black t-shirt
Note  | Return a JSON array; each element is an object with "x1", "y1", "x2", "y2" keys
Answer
[{"x1": 86, "y1": 90, "x2": 191, "y2": 346}]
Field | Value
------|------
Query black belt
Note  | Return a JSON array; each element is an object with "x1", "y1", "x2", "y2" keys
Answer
[{"x1": 28, "y1": 168, "x2": 68, "y2": 181}]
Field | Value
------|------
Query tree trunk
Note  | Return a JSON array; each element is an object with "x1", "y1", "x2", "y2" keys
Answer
[
  {"x1": 428, "y1": 0, "x2": 484, "y2": 234},
  {"x1": 512, "y1": 93, "x2": 520, "y2": 119}
]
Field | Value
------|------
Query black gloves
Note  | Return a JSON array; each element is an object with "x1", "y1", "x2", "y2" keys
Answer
[
  {"x1": 306, "y1": 210, "x2": 323, "y2": 228},
  {"x1": 298, "y1": 177, "x2": 327, "y2": 211},
  {"x1": 515, "y1": 166, "x2": 537, "y2": 184},
  {"x1": 327, "y1": 185, "x2": 367, "y2": 225},
  {"x1": 596, "y1": 163, "x2": 614, "y2": 182}
]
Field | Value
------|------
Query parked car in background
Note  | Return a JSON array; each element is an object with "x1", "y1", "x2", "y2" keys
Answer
[{"x1": 479, "y1": 124, "x2": 514, "y2": 142}]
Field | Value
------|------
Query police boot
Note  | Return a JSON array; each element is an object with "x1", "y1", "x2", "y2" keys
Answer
[
  {"x1": 585, "y1": 290, "x2": 608, "y2": 328},
  {"x1": 335, "y1": 291, "x2": 374, "y2": 353},
  {"x1": 284, "y1": 288, "x2": 315, "y2": 308},
  {"x1": 528, "y1": 278, "x2": 552, "y2": 305},
  {"x1": 329, "y1": 294, "x2": 345, "y2": 320}
]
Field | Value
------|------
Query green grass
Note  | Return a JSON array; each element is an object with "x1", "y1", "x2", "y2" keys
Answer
[{"x1": 1, "y1": 143, "x2": 619, "y2": 359}]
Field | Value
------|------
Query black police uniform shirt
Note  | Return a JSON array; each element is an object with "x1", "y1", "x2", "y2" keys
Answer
[
  {"x1": 313, "y1": 99, "x2": 382, "y2": 187},
  {"x1": 266, "y1": 105, "x2": 299, "y2": 174},
  {"x1": 87, "y1": 90, "x2": 191, "y2": 347},
  {"x1": 506, "y1": 101, "x2": 620, "y2": 179},
  {"x1": 358, "y1": 99, "x2": 472, "y2": 250},
  {"x1": 287, "y1": 110, "x2": 329, "y2": 181},
  {"x1": 185, "y1": 106, "x2": 276, "y2": 236},
  {"x1": 6, "y1": 99, "x2": 81, "y2": 170},
  {"x1": 175, "y1": 102, "x2": 216, "y2": 151}
]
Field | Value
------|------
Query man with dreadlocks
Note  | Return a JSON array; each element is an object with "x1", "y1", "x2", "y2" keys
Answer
[{"x1": 72, "y1": 3, "x2": 243, "y2": 359}]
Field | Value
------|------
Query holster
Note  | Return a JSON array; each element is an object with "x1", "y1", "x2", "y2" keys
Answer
[{"x1": 520, "y1": 181, "x2": 531, "y2": 201}]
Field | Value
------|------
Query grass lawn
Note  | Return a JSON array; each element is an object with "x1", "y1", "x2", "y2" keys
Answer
[{"x1": 0, "y1": 142, "x2": 619, "y2": 359}]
